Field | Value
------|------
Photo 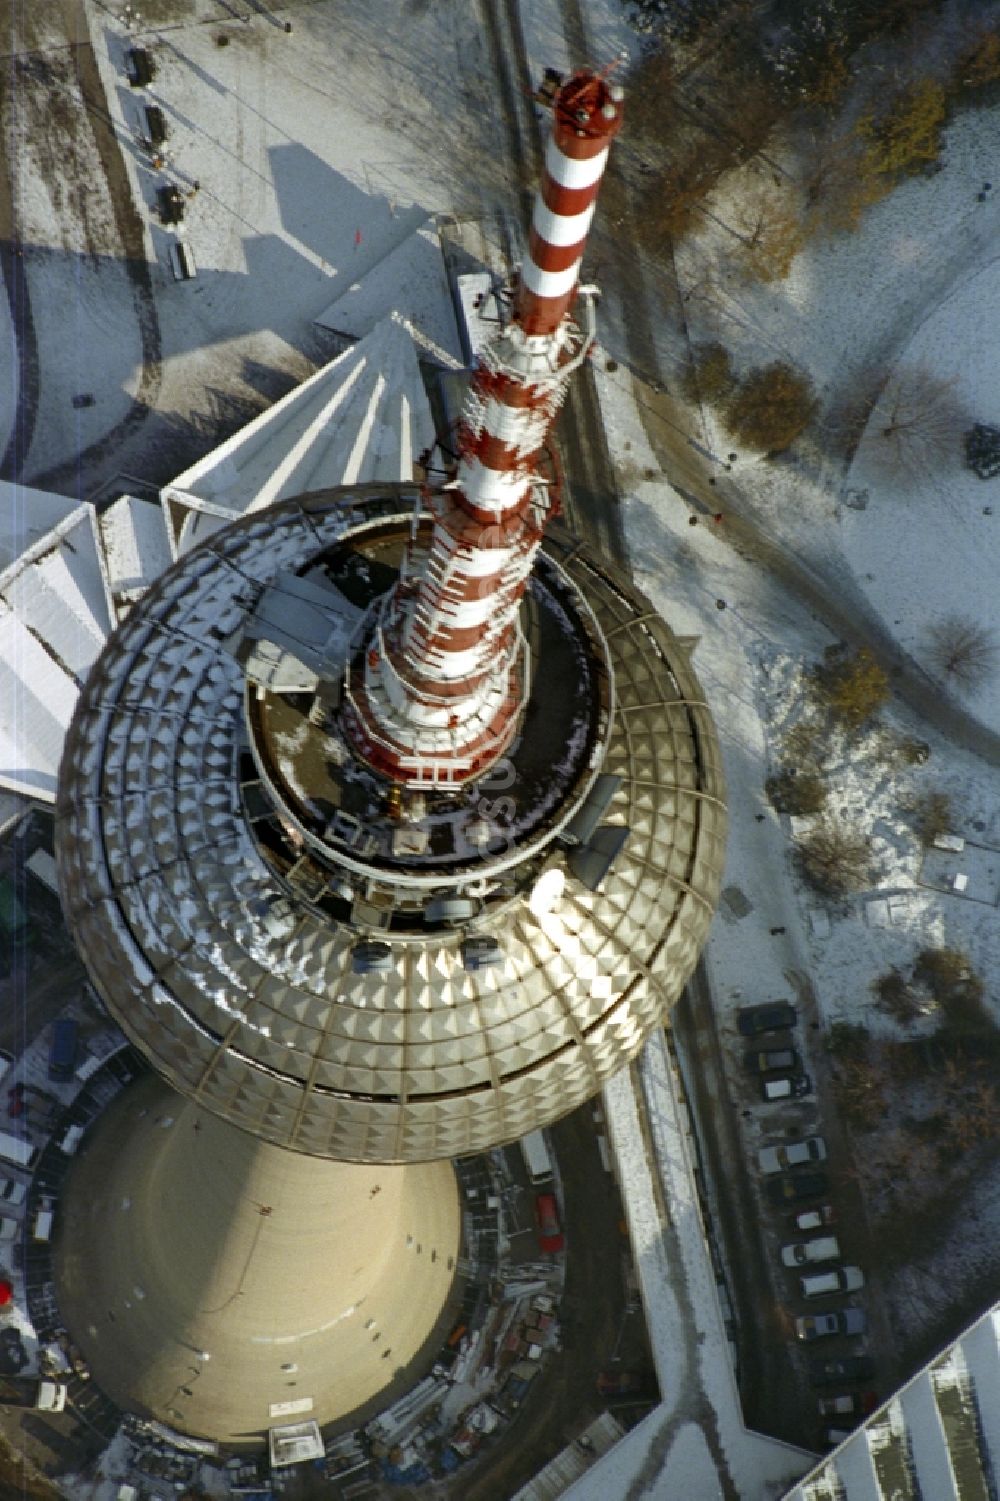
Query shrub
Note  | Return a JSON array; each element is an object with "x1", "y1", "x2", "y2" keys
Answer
[
  {"x1": 872, "y1": 968, "x2": 921, "y2": 1024},
  {"x1": 896, "y1": 736, "x2": 931, "y2": 766},
  {"x1": 825, "y1": 1020, "x2": 870, "y2": 1059},
  {"x1": 795, "y1": 819, "x2": 872, "y2": 896},
  {"x1": 915, "y1": 946, "x2": 982, "y2": 1001},
  {"x1": 914, "y1": 946, "x2": 991, "y2": 1035},
  {"x1": 833, "y1": 1055, "x2": 888, "y2": 1131},
  {"x1": 765, "y1": 766, "x2": 827, "y2": 816},
  {"x1": 964, "y1": 422, "x2": 1000, "y2": 479},
  {"x1": 954, "y1": 30, "x2": 1000, "y2": 91},
  {"x1": 723, "y1": 362, "x2": 816, "y2": 453},
  {"x1": 782, "y1": 719, "x2": 826, "y2": 770},
  {"x1": 925, "y1": 616, "x2": 999, "y2": 694},
  {"x1": 911, "y1": 790, "x2": 952, "y2": 846},
  {"x1": 802, "y1": 131, "x2": 894, "y2": 234},
  {"x1": 857, "y1": 79, "x2": 947, "y2": 179},
  {"x1": 681, "y1": 342, "x2": 734, "y2": 405},
  {"x1": 813, "y1": 647, "x2": 889, "y2": 729},
  {"x1": 799, "y1": 44, "x2": 850, "y2": 110}
]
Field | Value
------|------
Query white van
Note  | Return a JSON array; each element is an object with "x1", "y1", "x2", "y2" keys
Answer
[
  {"x1": 519, "y1": 1129, "x2": 553, "y2": 1186},
  {"x1": 0, "y1": 1132, "x2": 37, "y2": 1171},
  {"x1": 781, "y1": 1236, "x2": 840, "y2": 1267},
  {"x1": 33, "y1": 1203, "x2": 54, "y2": 1242},
  {"x1": 802, "y1": 1266, "x2": 865, "y2": 1298}
]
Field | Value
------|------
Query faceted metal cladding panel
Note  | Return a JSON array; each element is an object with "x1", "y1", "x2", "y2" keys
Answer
[{"x1": 56, "y1": 491, "x2": 726, "y2": 1163}]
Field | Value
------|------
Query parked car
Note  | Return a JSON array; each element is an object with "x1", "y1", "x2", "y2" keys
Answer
[
  {"x1": 48, "y1": 1018, "x2": 78, "y2": 1082},
  {"x1": 0, "y1": 1218, "x2": 17, "y2": 1241},
  {"x1": 767, "y1": 1172, "x2": 829, "y2": 1205},
  {"x1": 737, "y1": 1002, "x2": 797, "y2": 1036},
  {"x1": 0, "y1": 1178, "x2": 25, "y2": 1206},
  {"x1": 759, "y1": 1137, "x2": 827, "y2": 1174},
  {"x1": 824, "y1": 1426, "x2": 854, "y2": 1447},
  {"x1": 796, "y1": 1308, "x2": 867, "y2": 1342},
  {"x1": 794, "y1": 1205, "x2": 836, "y2": 1232},
  {"x1": 801, "y1": 1267, "x2": 865, "y2": 1298},
  {"x1": 744, "y1": 1047, "x2": 800, "y2": 1074},
  {"x1": 810, "y1": 1355, "x2": 876, "y2": 1387},
  {"x1": 761, "y1": 1073, "x2": 812, "y2": 1102},
  {"x1": 817, "y1": 1394, "x2": 857, "y2": 1417},
  {"x1": 781, "y1": 1236, "x2": 841, "y2": 1267},
  {"x1": 533, "y1": 1192, "x2": 564, "y2": 1253}
]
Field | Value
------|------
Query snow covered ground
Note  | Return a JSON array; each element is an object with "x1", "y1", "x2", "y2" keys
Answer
[
  {"x1": 2, "y1": 0, "x2": 498, "y2": 492},
  {"x1": 598, "y1": 321, "x2": 1000, "y2": 1281},
  {"x1": 671, "y1": 95, "x2": 1000, "y2": 734}
]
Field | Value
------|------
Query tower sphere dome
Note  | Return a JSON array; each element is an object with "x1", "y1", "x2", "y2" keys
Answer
[{"x1": 56, "y1": 485, "x2": 726, "y2": 1164}]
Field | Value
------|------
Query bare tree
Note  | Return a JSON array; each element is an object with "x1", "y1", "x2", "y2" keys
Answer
[
  {"x1": 862, "y1": 366, "x2": 969, "y2": 478},
  {"x1": 795, "y1": 819, "x2": 872, "y2": 896},
  {"x1": 765, "y1": 766, "x2": 827, "y2": 816},
  {"x1": 811, "y1": 647, "x2": 889, "y2": 729},
  {"x1": 910, "y1": 788, "x2": 953, "y2": 846},
  {"x1": 723, "y1": 362, "x2": 816, "y2": 454},
  {"x1": 925, "y1": 615, "x2": 999, "y2": 693},
  {"x1": 729, "y1": 180, "x2": 806, "y2": 282},
  {"x1": 872, "y1": 968, "x2": 921, "y2": 1025}
]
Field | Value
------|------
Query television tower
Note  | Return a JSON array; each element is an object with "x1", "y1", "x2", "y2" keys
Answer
[
  {"x1": 53, "y1": 71, "x2": 726, "y2": 1447},
  {"x1": 346, "y1": 71, "x2": 622, "y2": 786}
]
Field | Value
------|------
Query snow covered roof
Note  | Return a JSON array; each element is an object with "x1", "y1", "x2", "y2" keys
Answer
[
  {"x1": 785, "y1": 1302, "x2": 1000, "y2": 1501},
  {"x1": 0, "y1": 499, "x2": 113, "y2": 802},
  {"x1": 0, "y1": 481, "x2": 85, "y2": 572},
  {"x1": 162, "y1": 317, "x2": 437, "y2": 557},
  {"x1": 0, "y1": 489, "x2": 177, "y2": 802},
  {"x1": 0, "y1": 316, "x2": 440, "y2": 802},
  {"x1": 314, "y1": 223, "x2": 464, "y2": 367},
  {"x1": 97, "y1": 494, "x2": 175, "y2": 625}
]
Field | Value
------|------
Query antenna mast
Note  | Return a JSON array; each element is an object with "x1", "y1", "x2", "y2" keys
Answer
[{"x1": 344, "y1": 71, "x2": 624, "y2": 787}]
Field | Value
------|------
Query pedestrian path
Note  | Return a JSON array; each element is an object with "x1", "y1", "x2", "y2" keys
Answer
[{"x1": 559, "y1": 1029, "x2": 814, "y2": 1501}]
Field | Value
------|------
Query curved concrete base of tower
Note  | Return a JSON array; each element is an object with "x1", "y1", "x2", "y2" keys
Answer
[{"x1": 52, "y1": 1075, "x2": 463, "y2": 1446}]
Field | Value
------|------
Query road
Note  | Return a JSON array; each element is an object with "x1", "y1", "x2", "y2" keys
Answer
[{"x1": 453, "y1": 1104, "x2": 649, "y2": 1501}]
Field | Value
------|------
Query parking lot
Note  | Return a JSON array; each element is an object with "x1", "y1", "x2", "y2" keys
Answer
[{"x1": 674, "y1": 969, "x2": 890, "y2": 1454}]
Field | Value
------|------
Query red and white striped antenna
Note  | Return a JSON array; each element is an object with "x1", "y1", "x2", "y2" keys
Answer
[{"x1": 344, "y1": 70, "x2": 624, "y2": 788}]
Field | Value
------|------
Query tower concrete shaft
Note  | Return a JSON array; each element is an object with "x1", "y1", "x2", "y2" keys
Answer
[
  {"x1": 54, "y1": 1074, "x2": 461, "y2": 1445},
  {"x1": 344, "y1": 71, "x2": 623, "y2": 788}
]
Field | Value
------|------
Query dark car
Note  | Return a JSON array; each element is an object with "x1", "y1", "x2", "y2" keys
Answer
[
  {"x1": 744, "y1": 1047, "x2": 800, "y2": 1074},
  {"x1": 809, "y1": 1355, "x2": 876, "y2": 1387},
  {"x1": 765, "y1": 1171, "x2": 829, "y2": 1205},
  {"x1": 48, "y1": 1019, "x2": 78, "y2": 1082},
  {"x1": 737, "y1": 1002, "x2": 797, "y2": 1036}
]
